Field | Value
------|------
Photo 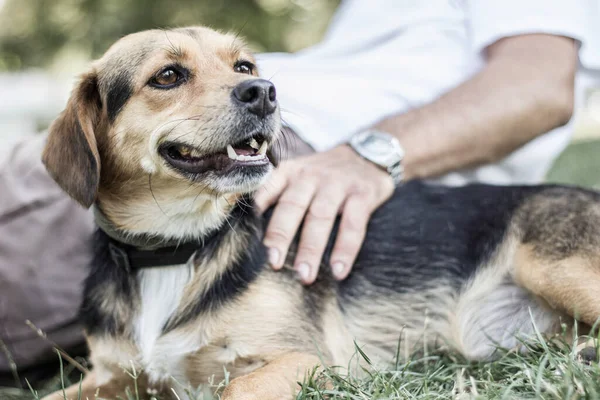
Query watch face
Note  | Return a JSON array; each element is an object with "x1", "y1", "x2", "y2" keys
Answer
[{"x1": 353, "y1": 131, "x2": 403, "y2": 167}]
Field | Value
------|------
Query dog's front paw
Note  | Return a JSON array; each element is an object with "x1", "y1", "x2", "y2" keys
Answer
[{"x1": 221, "y1": 374, "x2": 297, "y2": 400}]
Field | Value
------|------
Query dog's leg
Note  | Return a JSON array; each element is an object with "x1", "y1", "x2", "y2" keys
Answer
[
  {"x1": 40, "y1": 371, "x2": 98, "y2": 400},
  {"x1": 514, "y1": 244, "x2": 600, "y2": 328},
  {"x1": 221, "y1": 352, "x2": 321, "y2": 400},
  {"x1": 40, "y1": 370, "x2": 153, "y2": 400}
]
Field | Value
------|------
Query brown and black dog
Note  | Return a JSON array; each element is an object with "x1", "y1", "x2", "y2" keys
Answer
[{"x1": 41, "y1": 27, "x2": 600, "y2": 399}]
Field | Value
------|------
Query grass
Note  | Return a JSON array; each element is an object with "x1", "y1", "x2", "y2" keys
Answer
[
  {"x1": 3, "y1": 138, "x2": 600, "y2": 399},
  {"x1": 297, "y1": 333, "x2": 600, "y2": 400},
  {"x1": 10, "y1": 330, "x2": 600, "y2": 400}
]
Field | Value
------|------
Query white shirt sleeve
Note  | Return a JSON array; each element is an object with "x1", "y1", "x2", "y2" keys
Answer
[
  {"x1": 258, "y1": 0, "x2": 475, "y2": 152},
  {"x1": 467, "y1": 0, "x2": 591, "y2": 53},
  {"x1": 259, "y1": 0, "x2": 599, "y2": 155}
]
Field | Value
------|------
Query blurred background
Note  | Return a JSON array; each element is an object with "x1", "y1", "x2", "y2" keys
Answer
[
  {"x1": 0, "y1": 0, "x2": 340, "y2": 70},
  {"x1": 0, "y1": 0, "x2": 599, "y2": 186}
]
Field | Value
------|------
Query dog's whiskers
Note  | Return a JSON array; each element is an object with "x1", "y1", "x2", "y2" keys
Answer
[
  {"x1": 148, "y1": 174, "x2": 169, "y2": 218},
  {"x1": 162, "y1": 30, "x2": 184, "y2": 59},
  {"x1": 219, "y1": 197, "x2": 238, "y2": 235}
]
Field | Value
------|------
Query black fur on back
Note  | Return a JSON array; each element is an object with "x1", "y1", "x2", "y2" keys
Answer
[
  {"x1": 266, "y1": 181, "x2": 546, "y2": 323},
  {"x1": 335, "y1": 181, "x2": 542, "y2": 299}
]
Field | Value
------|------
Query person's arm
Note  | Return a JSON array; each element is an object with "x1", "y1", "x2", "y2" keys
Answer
[
  {"x1": 255, "y1": 34, "x2": 578, "y2": 285},
  {"x1": 377, "y1": 34, "x2": 577, "y2": 180}
]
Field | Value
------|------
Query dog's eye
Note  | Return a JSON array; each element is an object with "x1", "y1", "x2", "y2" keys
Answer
[
  {"x1": 149, "y1": 66, "x2": 187, "y2": 89},
  {"x1": 234, "y1": 61, "x2": 255, "y2": 75}
]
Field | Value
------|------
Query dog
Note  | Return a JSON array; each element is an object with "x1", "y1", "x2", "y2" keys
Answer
[{"x1": 40, "y1": 26, "x2": 600, "y2": 400}]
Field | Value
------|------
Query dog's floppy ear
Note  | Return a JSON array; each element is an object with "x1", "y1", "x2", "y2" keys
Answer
[{"x1": 42, "y1": 71, "x2": 102, "y2": 208}]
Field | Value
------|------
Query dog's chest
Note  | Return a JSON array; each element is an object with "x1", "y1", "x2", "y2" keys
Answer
[
  {"x1": 134, "y1": 265, "x2": 200, "y2": 378},
  {"x1": 131, "y1": 265, "x2": 254, "y2": 382}
]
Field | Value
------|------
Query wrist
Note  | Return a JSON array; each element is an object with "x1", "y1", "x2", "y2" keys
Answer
[{"x1": 347, "y1": 129, "x2": 404, "y2": 186}]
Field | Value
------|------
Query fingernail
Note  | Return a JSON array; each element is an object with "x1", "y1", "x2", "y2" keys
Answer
[
  {"x1": 268, "y1": 248, "x2": 280, "y2": 267},
  {"x1": 297, "y1": 263, "x2": 311, "y2": 282},
  {"x1": 332, "y1": 262, "x2": 345, "y2": 278}
]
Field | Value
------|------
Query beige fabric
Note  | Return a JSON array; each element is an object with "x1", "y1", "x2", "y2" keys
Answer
[{"x1": 0, "y1": 135, "x2": 94, "y2": 373}]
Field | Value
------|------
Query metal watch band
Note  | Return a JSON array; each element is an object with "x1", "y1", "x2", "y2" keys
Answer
[
  {"x1": 387, "y1": 160, "x2": 404, "y2": 186},
  {"x1": 348, "y1": 130, "x2": 404, "y2": 187}
]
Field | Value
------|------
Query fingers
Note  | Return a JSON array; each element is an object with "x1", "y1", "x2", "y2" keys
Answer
[
  {"x1": 253, "y1": 164, "x2": 289, "y2": 214},
  {"x1": 329, "y1": 192, "x2": 381, "y2": 280},
  {"x1": 258, "y1": 145, "x2": 395, "y2": 284},
  {"x1": 293, "y1": 187, "x2": 346, "y2": 284},
  {"x1": 262, "y1": 178, "x2": 316, "y2": 270}
]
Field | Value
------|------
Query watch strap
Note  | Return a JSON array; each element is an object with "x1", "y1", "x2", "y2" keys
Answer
[
  {"x1": 387, "y1": 160, "x2": 404, "y2": 186},
  {"x1": 349, "y1": 130, "x2": 404, "y2": 186}
]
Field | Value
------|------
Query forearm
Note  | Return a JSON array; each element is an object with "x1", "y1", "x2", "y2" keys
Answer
[{"x1": 374, "y1": 34, "x2": 578, "y2": 180}]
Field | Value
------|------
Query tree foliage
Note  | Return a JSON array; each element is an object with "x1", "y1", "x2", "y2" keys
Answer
[{"x1": 0, "y1": 0, "x2": 338, "y2": 71}]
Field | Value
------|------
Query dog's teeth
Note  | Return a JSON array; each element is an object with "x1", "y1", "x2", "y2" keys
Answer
[
  {"x1": 249, "y1": 138, "x2": 260, "y2": 150},
  {"x1": 258, "y1": 141, "x2": 268, "y2": 155},
  {"x1": 227, "y1": 144, "x2": 237, "y2": 160},
  {"x1": 227, "y1": 144, "x2": 267, "y2": 162},
  {"x1": 236, "y1": 154, "x2": 266, "y2": 161}
]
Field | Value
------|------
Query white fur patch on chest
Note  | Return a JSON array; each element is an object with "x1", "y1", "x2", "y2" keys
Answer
[{"x1": 135, "y1": 264, "x2": 194, "y2": 365}]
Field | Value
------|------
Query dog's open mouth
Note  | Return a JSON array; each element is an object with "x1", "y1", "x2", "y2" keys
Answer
[
  {"x1": 159, "y1": 134, "x2": 270, "y2": 175},
  {"x1": 225, "y1": 137, "x2": 268, "y2": 162}
]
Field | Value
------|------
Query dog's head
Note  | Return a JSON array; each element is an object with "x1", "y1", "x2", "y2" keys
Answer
[{"x1": 42, "y1": 27, "x2": 281, "y2": 239}]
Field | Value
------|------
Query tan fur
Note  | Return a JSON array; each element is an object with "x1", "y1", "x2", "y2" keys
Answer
[
  {"x1": 452, "y1": 229, "x2": 562, "y2": 359},
  {"x1": 183, "y1": 275, "x2": 328, "y2": 387},
  {"x1": 514, "y1": 245, "x2": 600, "y2": 326},
  {"x1": 221, "y1": 353, "x2": 322, "y2": 400},
  {"x1": 338, "y1": 279, "x2": 456, "y2": 366},
  {"x1": 511, "y1": 189, "x2": 600, "y2": 328},
  {"x1": 88, "y1": 282, "x2": 139, "y2": 338}
]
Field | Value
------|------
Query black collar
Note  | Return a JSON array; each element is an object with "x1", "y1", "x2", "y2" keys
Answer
[
  {"x1": 94, "y1": 206, "x2": 214, "y2": 270},
  {"x1": 106, "y1": 239, "x2": 203, "y2": 270},
  {"x1": 93, "y1": 197, "x2": 262, "y2": 270}
]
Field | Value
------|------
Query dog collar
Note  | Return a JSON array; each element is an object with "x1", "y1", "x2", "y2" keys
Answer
[
  {"x1": 93, "y1": 206, "x2": 205, "y2": 269},
  {"x1": 106, "y1": 238, "x2": 201, "y2": 270}
]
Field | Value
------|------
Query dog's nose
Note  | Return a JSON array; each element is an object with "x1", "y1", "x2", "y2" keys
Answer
[{"x1": 232, "y1": 79, "x2": 277, "y2": 117}]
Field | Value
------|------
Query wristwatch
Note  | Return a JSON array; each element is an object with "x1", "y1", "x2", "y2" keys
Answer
[{"x1": 349, "y1": 129, "x2": 404, "y2": 186}]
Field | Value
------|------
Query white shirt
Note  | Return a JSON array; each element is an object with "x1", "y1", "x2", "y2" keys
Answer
[{"x1": 258, "y1": 0, "x2": 600, "y2": 185}]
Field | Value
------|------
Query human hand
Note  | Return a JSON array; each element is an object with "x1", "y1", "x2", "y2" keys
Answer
[{"x1": 254, "y1": 144, "x2": 394, "y2": 284}]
